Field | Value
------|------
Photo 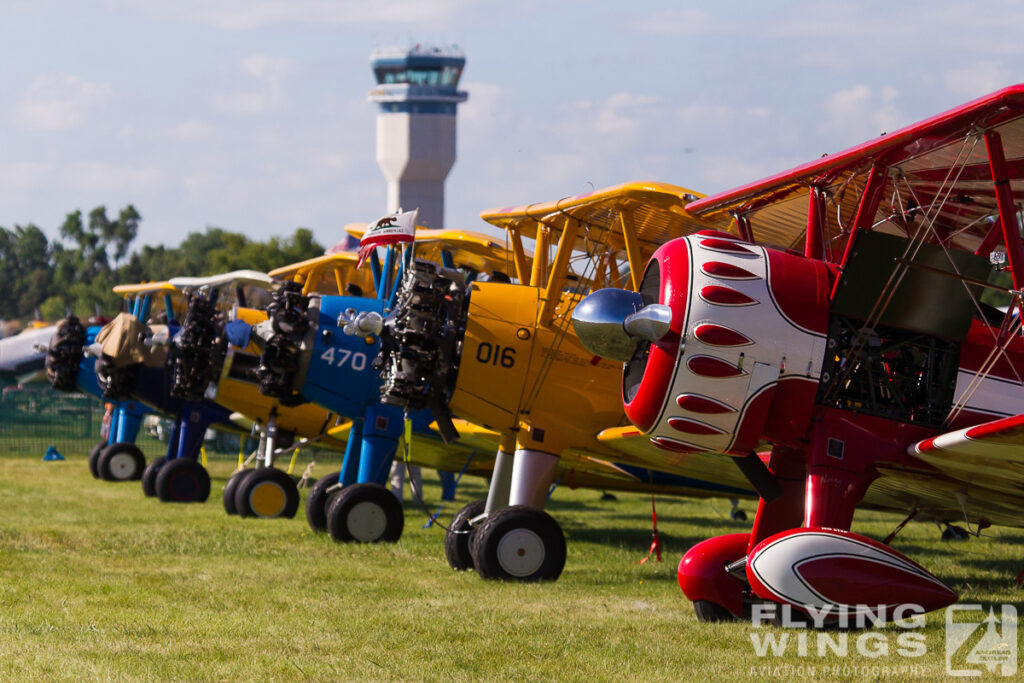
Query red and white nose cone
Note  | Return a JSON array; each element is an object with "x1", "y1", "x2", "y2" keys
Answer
[
  {"x1": 747, "y1": 527, "x2": 958, "y2": 616},
  {"x1": 626, "y1": 231, "x2": 831, "y2": 457},
  {"x1": 622, "y1": 238, "x2": 690, "y2": 432}
]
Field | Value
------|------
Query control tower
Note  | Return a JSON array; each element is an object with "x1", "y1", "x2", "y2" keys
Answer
[{"x1": 368, "y1": 45, "x2": 468, "y2": 229}]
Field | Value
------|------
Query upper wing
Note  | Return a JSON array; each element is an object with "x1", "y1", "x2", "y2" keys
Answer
[
  {"x1": 345, "y1": 224, "x2": 525, "y2": 277},
  {"x1": 169, "y1": 270, "x2": 275, "y2": 291},
  {"x1": 480, "y1": 181, "x2": 732, "y2": 291},
  {"x1": 267, "y1": 251, "x2": 377, "y2": 298},
  {"x1": 480, "y1": 180, "x2": 728, "y2": 253},
  {"x1": 685, "y1": 84, "x2": 1024, "y2": 256},
  {"x1": 112, "y1": 281, "x2": 180, "y2": 296}
]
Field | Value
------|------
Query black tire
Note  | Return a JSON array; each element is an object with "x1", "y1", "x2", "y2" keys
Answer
[
  {"x1": 97, "y1": 442, "x2": 146, "y2": 481},
  {"x1": 693, "y1": 600, "x2": 737, "y2": 623},
  {"x1": 235, "y1": 468, "x2": 300, "y2": 519},
  {"x1": 88, "y1": 441, "x2": 107, "y2": 479},
  {"x1": 444, "y1": 499, "x2": 486, "y2": 571},
  {"x1": 233, "y1": 469, "x2": 260, "y2": 517},
  {"x1": 326, "y1": 483, "x2": 404, "y2": 543},
  {"x1": 141, "y1": 456, "x2": 168, "y2": 497},
  {"x1": 155, "y1": 458, "x2": 211, "y2": 503},
  {"x1": 471, "y1": 505, "x2": 566, "y2": 582},
  {"x1": 222, "y1": 469, "x2": 252, "y2": 515},
  {"x1": 942, "y1": 525, "x2": 970, "y2": 541},
  {"x1": 305, "y1": 471, "x2": 342, "y2": 532},
  {"x1": 731, "y1": 509, "x2": 748, "y2": 522}
]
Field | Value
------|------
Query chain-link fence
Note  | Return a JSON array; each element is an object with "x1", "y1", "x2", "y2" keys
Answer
[
  {"x1": 1, "y1": 384, "x2": 338, "y2": 471},
  {"x1": 0, "y1": 385, "x2": 100, "y2": 457},
  {"x1": 0, "y1": 385, "x2": 245, "y2": 460}
]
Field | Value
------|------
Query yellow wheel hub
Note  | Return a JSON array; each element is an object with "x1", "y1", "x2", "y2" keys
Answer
[{"x1": 250, "y1": 481, "x2": 286, "y2": 517}]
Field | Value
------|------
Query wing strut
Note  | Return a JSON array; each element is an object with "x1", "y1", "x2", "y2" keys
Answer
[
  {"x1": 986, "y1": 130, "x2": 1024, "y2": 312},
  {"x1": 830, "y1": 163, "x2": 887, "y2": 300},
  {"x1": 804, "y1": 187, "x2": 826, "y2": 260}
]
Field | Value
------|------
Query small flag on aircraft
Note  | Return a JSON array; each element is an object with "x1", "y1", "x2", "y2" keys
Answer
[
  {"x1": 356, "y1": 209, "x2": 418, "y2": 268},
  {"x1": 324, "y1": 232, "x2": 360, "y2": 255}
]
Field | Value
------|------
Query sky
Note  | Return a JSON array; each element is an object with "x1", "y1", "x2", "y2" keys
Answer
[{"x1": 2, "y1": 0, "x2": 1024, "y2": 251}]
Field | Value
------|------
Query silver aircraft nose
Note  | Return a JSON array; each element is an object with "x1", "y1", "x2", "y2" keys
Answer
[{"x1": 571, "y1": 288, "x2": 673, "y2": 362}]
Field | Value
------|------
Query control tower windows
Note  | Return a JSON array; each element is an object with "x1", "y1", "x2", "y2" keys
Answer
[{"x1": 374, "y1": 66, "x2": 463, "y2": 86}]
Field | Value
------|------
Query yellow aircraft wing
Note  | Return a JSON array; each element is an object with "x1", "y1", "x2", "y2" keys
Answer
[
  {"x1": 592, "y1": 426, "x2": 755, "y2": 495},
  {"x1": 268, "y1": 252, "x2": 378, "y2": 298},
  {"x1": 344, "y1": 224, "x2": 527, "y2": 278},
  {"x1": 479, "y1": 180, "x2": 731, "y2": 290},
  {"x1": 426, "y1": 419, "x2": 756, "y2": 498},
  {"x1": 112, "y1": 282, "x2": 180, "y2": 297}
]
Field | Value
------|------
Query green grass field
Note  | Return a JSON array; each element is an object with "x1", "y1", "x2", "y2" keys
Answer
[{"x1": 1, "y1": 447, "x2": 1022, "y2": 681}]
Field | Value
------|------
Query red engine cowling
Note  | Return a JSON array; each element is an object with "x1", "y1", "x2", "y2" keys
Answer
[{"x1": 623, "y1": 231, "x2": 834, "y2": 456}]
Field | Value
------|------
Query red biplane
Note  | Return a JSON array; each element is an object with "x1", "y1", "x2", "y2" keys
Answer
[{"x1": 572, "y1": 84, "x2": 1024, "y2": 621}]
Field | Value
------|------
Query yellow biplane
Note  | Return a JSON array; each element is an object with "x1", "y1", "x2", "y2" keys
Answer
[{"x1": 373, "y1": 182, "x2": 757, "y2": 581}]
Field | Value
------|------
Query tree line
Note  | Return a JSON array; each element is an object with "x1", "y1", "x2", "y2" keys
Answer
[{"x1": 0, "y1": 205, "x2": 324, "y2": 321}]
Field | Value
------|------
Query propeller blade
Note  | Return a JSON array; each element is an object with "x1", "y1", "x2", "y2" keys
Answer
[{"x1": 734, "y1": 452, "x2": 783, "y2": 502}]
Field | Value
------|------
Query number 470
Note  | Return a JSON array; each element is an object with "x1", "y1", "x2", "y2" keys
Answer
[{"x1": 320, "y1": 346, "x2": 368, "y2": 371}]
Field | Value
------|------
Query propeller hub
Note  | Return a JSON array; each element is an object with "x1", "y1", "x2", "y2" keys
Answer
[{"x1": 572, "y1": 289, "x2": 671, "y2": 362}]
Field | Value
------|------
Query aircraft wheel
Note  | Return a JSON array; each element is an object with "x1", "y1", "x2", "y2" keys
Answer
[
  {"x1": 305, "y1": 471, "x2": 342, "y2": 532},
  {"x1": 942, "y1": 524, "x2": 970, "y2": 541},
  {"x1": 97, "y1": 442, "x2": 146, "y2": 481},
  {"x1": 471, "y1": 505, "x2": 566, "y2": 582},
  {"x1": 155, "y1": 458, "x2": 211, "y2": 503},
  {"x1": 222, "y1": 469, "x2": 253, "y2": 515},
  {"x1": 326, "y1": 483, "x2": 403, "y2": 543},
  {"x1": 444, "y1": 499, "x2": 486, "y2": 571},
  {"x1": 693, "y1": 599, "x2": 738, "y2": 623},
  {"x1": 88, "y1": 441, "x2": 107, "y2": 479},
  {"x1": 730, "y1": 509, "x2": 748, "y2": 522},
  {"x1": 236, "y1": 468, "x2": 300, "y2": 519},
  {"x1": 141, "y1": 456, "x2": 167, "y2": 497}
]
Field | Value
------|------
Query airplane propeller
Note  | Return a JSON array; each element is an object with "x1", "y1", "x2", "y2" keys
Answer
[
  {"x1": 570, "y1": 288, "x2": 673, "y2": 362},
  {"x1": 572, "y1": 287, "x2": 784, "y2": 503}
]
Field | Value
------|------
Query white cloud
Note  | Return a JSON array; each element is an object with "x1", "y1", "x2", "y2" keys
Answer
[
  {"x1": 64, "y1": 162, "x2": 163, "y2": 195},
  {"x1": 457, "y1": 81, "x2": 502, "y2": 126},
  {"x1": 211, "y1": 91, "x2": 269, "y2": 115},
  {"x1": 820, "y1": 85, "x2": 902, "y2": 141},
  {"x1": 107, "y1": 0, "x2": 478, "y2": 30},
  {"x1": 630, "y1": 8, "x2": 715, "y2": 36},
  {"x1": 182, "y1": 171, "x2": 226, "y2": 202},
  {"x1": 242, "y1": 54, "x2": 295, "y2": 81},
  {"x1": 171, "y1": 120, "x2": 217, "y2": 141},
  {"x1": 943, "y1": 62, "x2": 1014, "y2": 100},
  {"x1": 0, "y1": 162, "x2": 51, "y2": 191},
  {"x1": 699, "y1": 156, "x2": 792, "y2": 192},
  {"x1": 590, "y1": 93, "x2": 664, "y2": 140},
  {"x1": 12, "y1": 75, "x2": 112, "y2": 131},
  {"x1": 211, "y1": 54, "x2": 294, "y2": 115}
]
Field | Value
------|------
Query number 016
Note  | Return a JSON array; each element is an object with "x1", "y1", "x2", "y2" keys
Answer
[{"x1": 476, "y1": 342, "x2": 515, "y2": 368}]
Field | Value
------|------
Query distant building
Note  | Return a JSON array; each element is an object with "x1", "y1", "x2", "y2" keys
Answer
[{"x1": 367, "y1": 45, "x2": 468, "y2": 229}]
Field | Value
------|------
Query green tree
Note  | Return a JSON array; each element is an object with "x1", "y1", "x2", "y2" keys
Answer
[{"x1": 0, "y1": 224, "x2": 53, "y2": 319}]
